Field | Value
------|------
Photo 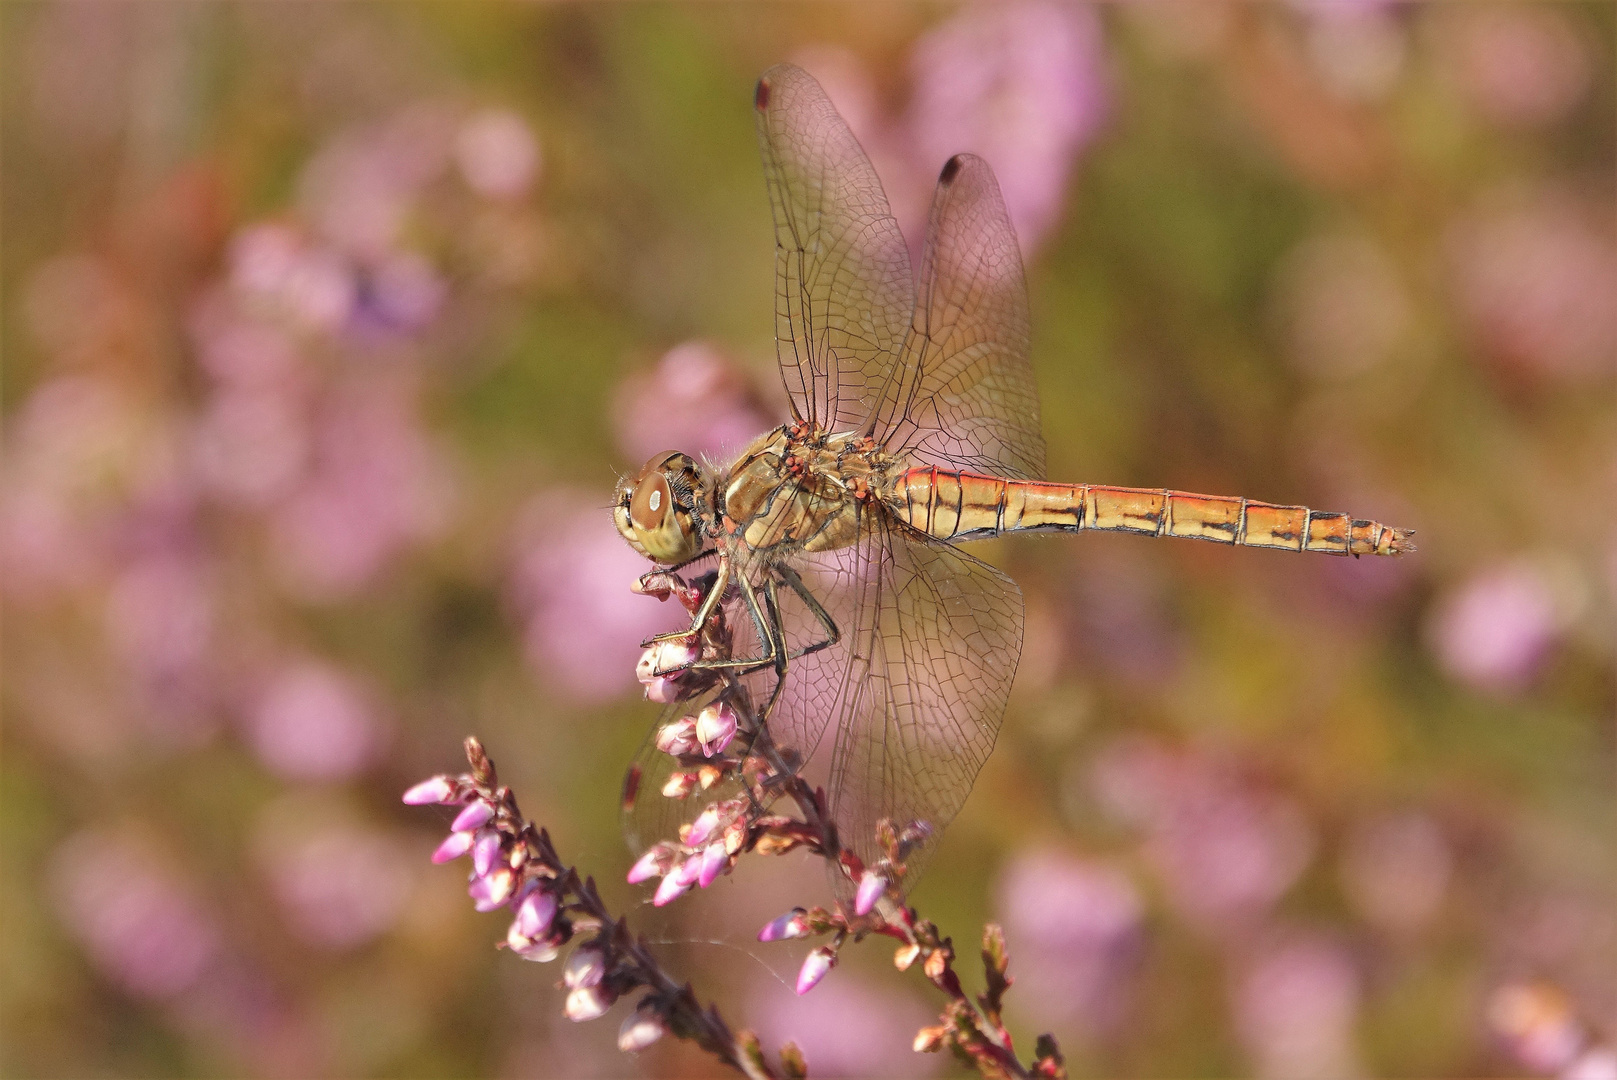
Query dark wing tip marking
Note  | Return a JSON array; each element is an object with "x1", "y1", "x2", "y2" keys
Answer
[
  {"x1": 755, "y1": 76, "x2": 772, "y2": 111},
  {"x1": 939, "y1": 154, "x2": 964, "y2": 185}
]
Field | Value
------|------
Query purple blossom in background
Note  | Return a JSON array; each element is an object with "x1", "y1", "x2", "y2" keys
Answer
[
  {"x1": 751, "y1": 971, "x2": 941, "y2": 1079},
  {"x1": 1234, "y1": 933, "x2": 1363, "y2": 1080},
  {"x1": 907, "y1": 1, "x2": 1109, "y2": 254},
  {"x1": 245, "y1": 660, "x2": 387, "y2": 782},
  {"x1": 255, "y1": 808, "x2": 415, "y2": 949},
  {"x1": 455, "y1": 108, "x2": 542, "y2": 199},
  {"x1": 994, "y1": 848, "x2": 1143, "y2": 1038},
  {"x1": 612, "y1": 341, "x2": 775, "y2": 468},
  {"x1": 1426, "y1": 559, "x2": 1579, "y2": 693},
  {"x1": 50, "y1": 830, "x2": 221, "y2": 1000},
  {"x1": 509, "y1": 493, "x2": 684, "y2": 702}
]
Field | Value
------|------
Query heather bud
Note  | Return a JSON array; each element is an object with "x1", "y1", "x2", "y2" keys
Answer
[
  {"x1": 512, "y1": 888, "x2": 558, "y2": 940},
  {"x1": 854, "y1": 869, "x2": 886, "y2": 916},
  {"x1": 618, "y1": 1007, "x2": 667, "y2": 1052},
  {"x1": 508, "y1": 932, "x2": 560, "y2": 962},
  {"x1": 626, "y1": 843, "x2": 675, "y2": 884},
  {"x1": 636, "y1": 638, "x2": 699, "y2": 683},
  {"x1": 685, "y1": 806, "x2": 723, "y2": 848},
  {"x1": 431, "y1": 830, "x2": 475, "y2": 864},
  {"x1": 564, "y1": 945, "x2": 607, "y2": 989},
  {"x1": 643, "y1": 676, "x2": 682, "y2": 704},
  {"x1": 469, "y1": 865, "x2": 516, "y2": 911},
  {"x1": 471, "y1": 830, "x2": 502, "y2": 877},
  {"x1": 451, "y1": 800, "x2": 494, "y2": 832},
  {"x1": 564, "y1": 984, "x2": 615, "y2": 1021},
  {"x1": 697, "y1": 842, "x2": 728, "y2": 888},
  {"x1": 653, "y1": 871, "x2": 692, "y2": 907},
  {"x1": 914, "y1": 1026, "x2": 946, "y2": 1053},
  {"x1": 655, "y1": 717, "x2": 699, "y2": 757},
  {"x1": 695, "y1": 702, "x2": 738, "y2": 757},
  {"x1": 403, "y1": 776, "x2": 457, "y2": 805},
  {"x1": 757, "y1": 907, "x2": 810, "y2": 942},
  {"x1": 661, "y1": 772, "x2": 698, "y2": 799},
  {"x1": 796, "y1": 945, "x2": 837, "y2": 995}
]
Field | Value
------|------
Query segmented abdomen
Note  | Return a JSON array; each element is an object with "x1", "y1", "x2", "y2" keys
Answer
[{"x1": 887, "y1": 467, "x2": 1413, "y2": 557}]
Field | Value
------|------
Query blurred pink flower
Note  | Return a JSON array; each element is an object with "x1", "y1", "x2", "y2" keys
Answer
[
  {"x1": 1452, "y1": 6, "x2": 1592, "y2": 130},
  {"x1": 260, "y1": 819, "x2": 415, "y2": 949},
  {"x1": 907, "y1": 1, "x2": 1109, "y2": 254},
  {"x1": 1449, "y1": 193, "x2": 1617, "y2": 382},
  {"x1": 50, "y1": 829, "x2": 221, "y2": 1000},
  {"x1": 612, "y1": 342, "x2": 775, "y2": 468},
  {"x1": 1426, "y1": 559, "x2": 1580, "y2": 693},
  {"x1": 246, "y1": 660, "x2": 387, "y2": 782},
  {"x1": 188, "y1": 294, "x2": 305, "y2": 390},
  {"x1": 1297, "y1": 2, "x2": 1407, "y2": 104},
  {"x1": 1272, "y1": 231, "x2": 1410, "y2": 380},
  {"x1": 1339, "y1": 811, "x2": 1451, "y2": 934},
  {"x1": 995, "y1": 848, "x2": 1143, "y2": 1037},
  {"x1": 103, "y1": 551, "x2": 216, "y2": 733},
  {"x1": 509, "y1": 493, "x2": 687, "y2": 703},
  {"x1": 1487, "y1": 982, "x2": 1585, "y2": 1075},
  {"x1": 191, "y1": 386, "x2": 310, "y2": 508},
  {"x1": 750, "y1": 970, "x2": 940, "y2": 1078},
  {"x1": 1234, "y1": 933, "x2": 1363, "y2": 1080},
  {"x1": 229, "y1": 224, "x2": 356, "y2": 332},
  {"x1": 1091, "y1": 739, "x2": 1314, "y2": 930},
  {"x1": 268, "y1": 379, "x2": 452, "y2": 599},
  {"x1": 455, "y1": 108, "x2": 541, "y2": 199}
]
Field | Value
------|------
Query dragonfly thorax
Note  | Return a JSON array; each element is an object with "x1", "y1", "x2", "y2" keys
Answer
[{"x1": 718, "y1": 425, "x2": 895, "y2": 556}]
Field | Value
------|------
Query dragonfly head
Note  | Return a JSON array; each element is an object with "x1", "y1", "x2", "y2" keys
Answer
[{"x1": 615, "y1": 451, "x2": 705, "y2": 564}]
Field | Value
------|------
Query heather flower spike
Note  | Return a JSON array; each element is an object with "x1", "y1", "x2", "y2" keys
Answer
[
  {"x1": 758, "y1": 907, "x2": 810, "y2": 942},
  {"x1": 431, "y1": 830, "x2": 475, "y2": 864},
  {"x1": 855, "y1": 868, "x2": 886, "y2": 916},
  {"x1": 402, "y1": 775, "x2": 458, "y2": 805},
  {"x1": 796, "y1": 945, "x2": 837, "y2": 995}
]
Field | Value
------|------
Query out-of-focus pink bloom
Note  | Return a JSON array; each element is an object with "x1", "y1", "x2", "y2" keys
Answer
[
  {"x1": 1487, "y1": 982, "x2": 1585, "y2": 1075},
  {"x1": 1340, "y1": 811, "x2": 1451, "y2": 933},
  {"x1": 1090, "y1": 739, "x2": 1314, "y2": 930},
  {"x1": 246, "y1": 660, "x2": 386, "y2": 782},
  {"x1": 268, "y1": 380, "x2": 452, "y2": 599},
  {"x1": 1426, "y1": 560, "x2": 1581, "y2": 693},
  {"x1": 1298, "y1": 2, "x2": 1407, "y2": 103},
  {"x1": 563, "y1": 984, "x2": 615, "y2": 1022},
  {"x1": 1449, "y1": 193, "x2": 1617, "y2": 383},
  {"x1": 758, "y1": 908, "x2": 812, "y2": 943},
  {"x1": 752, "y1": 969, "x2": 940, "y2": 1078},
  {"x1": 191, "y1": 387, "x2": 309, "y2": 508},
  {"x1": 455, "y1": 109, "x2": 541, "y2": 199},
  {"x1": 1452, "y1": 6, "x2": 1592, "y2": 130},
  {"x1": 509, "y1": 492, "x2": 686, "y2": 703},
  {"x1": 50, "y1": 829, "x2": 221, "y2": 1000},
  {"x1": 1234, "y1": 934, "x2": 1363, "y2": 1080},
  {"x1": 260, "y1": 821, "x2": 415, "y2": 950},
  {"x1": 612, "y1": 342, "x2": 775, "y2": 468},
  {"x1": 229, "y1": 224, "x2": 356, "y2": 331},
  {"x1": 103, "y1": 554, "x2": 213, "y2": 685},
  {"x1": 1566, "y1": 1048, "x2": 1617, "y2": 1080},
  {"x1": 563, "y1": 945, "x2": 607, "y2": 990},
  {"x1": 617, "y1": 1007, "x2": 667, "y2": 1052},
  {"x1": 854, "y1": 869, "x2": 886, "y2": 917},
  {"x1": 357, "y1": 251, "x2": 446, "y2": 334},
  {"x1": 188, "y1": 295, "x2": 304, "y2": 389},
  {"x1": 906, "y1": 2, "x2": 1109, "y2": 254},
  {"x1": 995, "y1": 848, "x2": 1142, "y2": 1036},
  {"x1": 1272, "y1": 231, "x2": 1410, "y2": 380}
]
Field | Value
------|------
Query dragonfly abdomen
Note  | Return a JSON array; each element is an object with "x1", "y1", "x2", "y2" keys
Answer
[{"x1": 889, "y1": 467, "x2": 1413, "y2": 556}]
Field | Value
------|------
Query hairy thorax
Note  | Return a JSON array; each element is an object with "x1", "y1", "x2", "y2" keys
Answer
[{"x1": 719, "y1": 423, "x2": 899, "y2": 556}]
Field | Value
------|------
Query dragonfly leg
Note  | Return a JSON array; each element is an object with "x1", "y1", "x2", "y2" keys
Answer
[
  {"x1": 776, "y1": 565, "x2": 840, "y2": 660},
  {"x1": 641, "y1": 552, "x2": 731, "y2": 649}
]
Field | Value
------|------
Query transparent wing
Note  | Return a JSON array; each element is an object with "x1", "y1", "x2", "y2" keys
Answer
[
  {"x1": 755, "y1": 63, "x2": 914, "y2": 434},
  {"x1": 877, "y1": 153, "x2": 1046, "y2": 480},
  {"x1": 793, "y1": 518, "x2": 1024, "y2": 894}
]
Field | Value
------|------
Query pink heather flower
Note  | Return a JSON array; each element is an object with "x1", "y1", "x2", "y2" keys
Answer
[
  {"x1": 512, "y1": 889, "x2": 558, "y2": 942},
  {"x1": 626, "y1": 843, "x2": 677, "y2": 884},
  {"x1": 612, "y1": 342, "x2": 774, "y2": 467},
  {"x1": 451, "y1": 801, "x2": 494, "y2": 833},
  {"x1": 469, "y1": 866, "x2": 516, "y2": 912},
  {"x1": 695, "y1": 702, "x2": 738, "y2": 758},
  {"x1": 50, "y1": 830, "x2": 221, "y2": 1000},
  {"x1": 660, "y1": 772, "x2": 698, "y2": 799},
  {"x1": 1487, "y1": 983, "x2": 1584, "y2": 1075},
  {"x1": 563, "y1": 945, "x2": 607, "y2": 990},
  {"x1": 759, "y1": 908, "x2": 811, "y2": 943},
  {"x1": 564, "y1": 984, "x2": 615, "y2": 1022},
  {"x1": 642, "y1": 676, "x2": 683, "y2": 704},
  {"x1": 1452, "y1": 6, "x2": 1592, "y2": 130},
  {"x1": 1339, "y1": 812, "x2": 1452, "y2": 933},
  {"x1": 1565, "y1": 1049, "x2": 1617, "y2": 1080},
  {"x1": 1298, "y1": 2, "x2": 1407, "y2": 104},
  {"x1": 652, "y1": 871, "x2": 692, "y2": 907},
  {"x1": 247, "y1": 660, "x2": 386, "y2": 783},
  {"x1": 637, "y1": 638, "x2": 700, "y2": 683},
  {"x1": 402, "y1": 776, "x2": 457, "y2": 805},
  {"x1": 508, "y1": 931, "x2": 561, "y2": 963},
  {"x1": 685, "y1": 806, "x2": 723, "y2": 849},
  {"x1": 259, "y1": 818, "x2": 415, "y2": 950},
  {"x1": 431, "y1": 831, "x2": 475, "y2": 864},
  {"x1": 190, "y1": 386, "x2": 310, "y2": 509},
  {"x1": 103, "y1": 553, "x2": 215, "y2": 701},
  {"x1": 995, "y1": 848, "x2": 1143, "y2": 1035},
  {"x1": 751, "y1": 967, "x2": 941, "y2": 1078},
  {"x1": 796, "y1": 946, "x2": 837, "y2": 995},
  {"x1": 471, "y1": 830, "x2": 502, "y2": 878},
  {"x1": 618, "y1": 1007, "x2": 667, "y2": 1052},
  {"x1": 1234, "y1": 935, "x2": 1363, "y2": 1080},
  {"x1": 697, "y1": 842, "x2": 728, "y2": 889},
  {"x1": 455, "y1": 109, "x2": 541, "y2": 199},
  {"x1": 906, "y1": 1, "x2": 1109, "y2": 255},
  {"x1": 1426, "y1": 560, "x2": 1575, "y2": 693},
  {"x1": 854, "y1": 869, "x2": 886, "y2": 917},
  {"x1": 655, "y1": 716, "x2": 700, "y2": 758}
]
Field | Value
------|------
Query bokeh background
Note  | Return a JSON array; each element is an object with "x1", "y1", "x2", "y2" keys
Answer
[{"x1": 3, "y1": 3, "x2": 1613, "y2": 1077}]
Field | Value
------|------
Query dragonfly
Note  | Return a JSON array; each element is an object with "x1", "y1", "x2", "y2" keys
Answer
[{"x1": 614, "y1": 63, "x2": 1411, "y2": 908}]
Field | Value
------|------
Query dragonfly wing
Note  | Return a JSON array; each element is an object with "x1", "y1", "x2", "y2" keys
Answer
[
  {"x1": 755, "y1": 63, "x2": 914, "y2": 433},
  {"x1": 879, "y1": 153, "x2": 1045, "y2": 480},
  {"x1": 794, "y1": 518, "x2": 1024, "y2": 894}
]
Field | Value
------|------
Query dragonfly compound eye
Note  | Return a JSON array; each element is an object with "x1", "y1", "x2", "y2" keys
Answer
[{"x1": 620, "y1": 452, "x2": 701, "y2": 564}]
